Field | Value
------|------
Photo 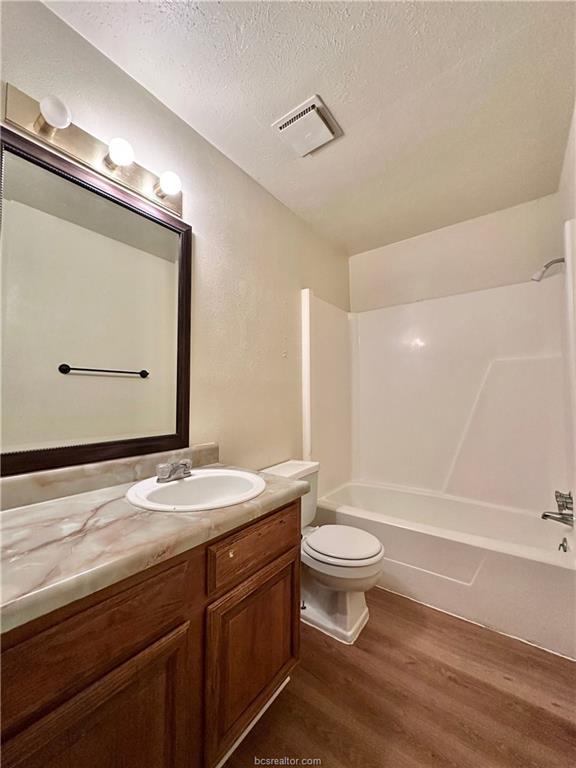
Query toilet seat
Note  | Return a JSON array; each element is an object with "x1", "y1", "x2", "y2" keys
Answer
[{"x1": 302, "y1": 525, "x2": 384, "y2": 568}]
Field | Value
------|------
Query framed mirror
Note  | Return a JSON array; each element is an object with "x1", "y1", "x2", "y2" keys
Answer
[{"x1": 0, "y1": 128, "x2": 191, "y2": 476}]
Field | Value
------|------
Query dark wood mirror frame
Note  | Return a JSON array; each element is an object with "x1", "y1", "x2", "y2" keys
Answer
[{"x1": 1, "y1": 127, "x2": 191, "y2": 477}]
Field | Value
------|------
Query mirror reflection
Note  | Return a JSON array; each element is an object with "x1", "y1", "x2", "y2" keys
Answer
[{"x1": 1, "y1": 150, "x2": 181, "y2": 452}]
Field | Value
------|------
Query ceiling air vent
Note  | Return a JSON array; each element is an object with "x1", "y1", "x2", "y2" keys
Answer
[{"x1": 271, "y1": 95, "x2": 342, "y2": 157}]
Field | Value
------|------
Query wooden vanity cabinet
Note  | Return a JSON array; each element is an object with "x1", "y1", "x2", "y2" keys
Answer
[
  {"x1": 2, "y1": 622, "x2": 194, "y2": 768},
  {"x1": 206, "y1": 549, "x2": 300, "y2": 766},
  {"x1": 1, "y1": 500, "x2": 301, "y2": 768}
]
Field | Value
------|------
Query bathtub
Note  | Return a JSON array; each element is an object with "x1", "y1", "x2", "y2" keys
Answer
[{"x1": 317, "y1": 482, "x2": 576, "y2": 659}]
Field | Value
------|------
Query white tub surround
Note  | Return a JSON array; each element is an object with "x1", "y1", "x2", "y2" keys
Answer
[
  {"x1": 350, "y1": 277, "x2": 571, "y2": 513},
  {"x1": 302, "y1": 290, "x2": 352, "y2": 496},
  {"x1": 564, "y1": 219, "x2": 576, "y2": 490},
  {"x1": 303, "y1": 278, "x2": 571, "y2": 515},
  {"x1": 1, "y1": 468, "x2": 308, "y2": 633},
  {"x1": 318, "y1": 483, "x2": 576, "y2": 659}
]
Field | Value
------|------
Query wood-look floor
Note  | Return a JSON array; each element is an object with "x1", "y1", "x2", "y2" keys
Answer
[{"x1": 226, "y1": 588, "x2": 576, "y2": 768}]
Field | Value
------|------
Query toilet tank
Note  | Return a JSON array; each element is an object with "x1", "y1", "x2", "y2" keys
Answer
[{"x1": 262, "y1": 460, "x2": 319, "y2": 527}]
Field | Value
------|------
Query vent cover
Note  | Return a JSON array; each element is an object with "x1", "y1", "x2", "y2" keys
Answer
[{"x1": 271, "y1": 95, "x2": 342, "y2": 157}]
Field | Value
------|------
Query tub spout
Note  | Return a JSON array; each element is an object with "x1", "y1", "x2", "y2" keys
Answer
[
  {"x1": 541, "y1": 491, "x2": 573, "y2": 526},
  {"x1": 541, "y1": 510, "x2": 574, "y2": 527}
]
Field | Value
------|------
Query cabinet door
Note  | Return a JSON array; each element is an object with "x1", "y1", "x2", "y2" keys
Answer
[
  {"x1": 2, "y1": 623, "x2": 193, "y2": 768},
  {"x1": 205, "y1": 548, "x2": 300, "y2": 766}
]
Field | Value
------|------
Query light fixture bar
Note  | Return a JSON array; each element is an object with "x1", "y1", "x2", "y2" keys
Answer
[{"x1": 2, "y1": 84, "x2": 182, "y2": 217}]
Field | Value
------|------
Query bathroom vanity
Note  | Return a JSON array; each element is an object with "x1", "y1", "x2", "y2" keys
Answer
[{"x1": 0, "y1": 470, "x2": 306, "y2": 768}]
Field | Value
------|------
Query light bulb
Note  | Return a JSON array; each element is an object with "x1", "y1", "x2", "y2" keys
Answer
[
  {"x1": 155, "y1": 171, "x2": 182, "y2": 197},
  {"x1": 34, "y1": 95, "x2": 71, "y2": 136},
  {"x1": 105, "y1": 138, "x2": 134, "y2": 169}
]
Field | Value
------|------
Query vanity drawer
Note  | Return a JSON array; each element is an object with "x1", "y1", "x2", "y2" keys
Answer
[{"x1": 207, "y1": 502, "x2": 300, "y2": 594}]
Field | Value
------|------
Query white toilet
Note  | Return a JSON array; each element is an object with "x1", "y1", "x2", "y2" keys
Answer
[{"x1": 263, "y1": 460, "x2": 384, "y2": 645}]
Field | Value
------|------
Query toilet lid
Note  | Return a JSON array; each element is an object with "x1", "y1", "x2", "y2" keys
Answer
[{"x1": 304, "y1": 525, "x2": 382, "y2": 561}]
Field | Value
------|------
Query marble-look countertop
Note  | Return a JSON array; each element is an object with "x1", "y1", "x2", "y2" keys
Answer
[{"x1": 1, "y1": 467, "x2": 308, "y2": 633}]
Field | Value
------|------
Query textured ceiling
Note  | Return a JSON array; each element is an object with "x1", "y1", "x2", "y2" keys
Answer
[{"x1": 47, "y1": 1, "x2": 576, "y2": 255}]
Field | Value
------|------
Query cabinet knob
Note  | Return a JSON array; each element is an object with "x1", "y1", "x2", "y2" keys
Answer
[{"x1": 228, "y1": 550, "x2": 235, "y2": 559}]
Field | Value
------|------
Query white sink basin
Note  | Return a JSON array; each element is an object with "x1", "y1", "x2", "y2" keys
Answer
[{"x1": 126, "y1": 468, "x2": 266, "y2": 513}]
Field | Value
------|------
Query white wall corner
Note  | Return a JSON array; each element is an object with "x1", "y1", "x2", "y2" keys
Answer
[
  {"x1": 563, "y1": 220, "x2": 576, "y2": 490},
  {"x1": 559, "y1": 102, "x2": 576, "y2": 222}
]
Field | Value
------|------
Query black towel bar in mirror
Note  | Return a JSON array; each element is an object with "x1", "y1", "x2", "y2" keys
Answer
[{"x1": 58, "y1": 363, "x2": 150, "y2": 378}]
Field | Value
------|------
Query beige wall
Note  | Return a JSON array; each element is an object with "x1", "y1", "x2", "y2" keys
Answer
[
  {"x1": 0, "y1": 1, "x2": 349, "y2": 470},
  {"x1": 349, "y1": 193, "x2": 564, "y2": 311}
]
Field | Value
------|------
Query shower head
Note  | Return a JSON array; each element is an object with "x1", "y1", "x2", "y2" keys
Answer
[{"x1": 531, "y1": 258, "x2": 565, "y2": 282}]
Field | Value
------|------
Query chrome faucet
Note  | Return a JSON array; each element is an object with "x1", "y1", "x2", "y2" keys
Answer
[
  {"x1": 156, "y1": 459, "x2": 193, "y2": 483},
  {"x1": 541, "y1": 491, "x2": 573, "y2": 527}
]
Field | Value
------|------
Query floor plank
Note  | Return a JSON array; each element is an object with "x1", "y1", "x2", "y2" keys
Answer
[{"x1": 226, "y1": 588, "x2": 576, "y2": 768}]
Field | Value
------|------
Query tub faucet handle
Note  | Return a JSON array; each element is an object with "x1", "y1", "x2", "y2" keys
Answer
[
  {"x1": 542, "y1": 491, "x2": 574, "y2": 526},
  {"x1": 555, "y1": 491, "x2": 573, "y2": 512}
]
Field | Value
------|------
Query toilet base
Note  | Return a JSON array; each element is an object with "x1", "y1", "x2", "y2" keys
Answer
[{"x1": 300, "y1": 574, "x2": 370, "y2": 645}]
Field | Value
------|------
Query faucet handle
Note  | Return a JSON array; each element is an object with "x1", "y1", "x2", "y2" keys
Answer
[
  {"x1": 555, "y1": 490, "x2": 573, "y2": 512},
  {"x1": 156, "y1": 463, "x2": 174, "y2": 481},
  {"x1": 178, "y1": 458, "x2": 193, "y2": 476}
]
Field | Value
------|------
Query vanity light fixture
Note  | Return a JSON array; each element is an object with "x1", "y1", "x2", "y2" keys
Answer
[
  {"x1": 5, "y1": 84, "x2": 183, "y2": 216},
  {"x1": 155, "y1": 171, "x2": 182, "y2": 198},
  {"x1": 104, "y1": 137, "x2": 135, "y2": 170},
  {"x1": 33, "y1": 95, "x2": 72, "y2": 138}
]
